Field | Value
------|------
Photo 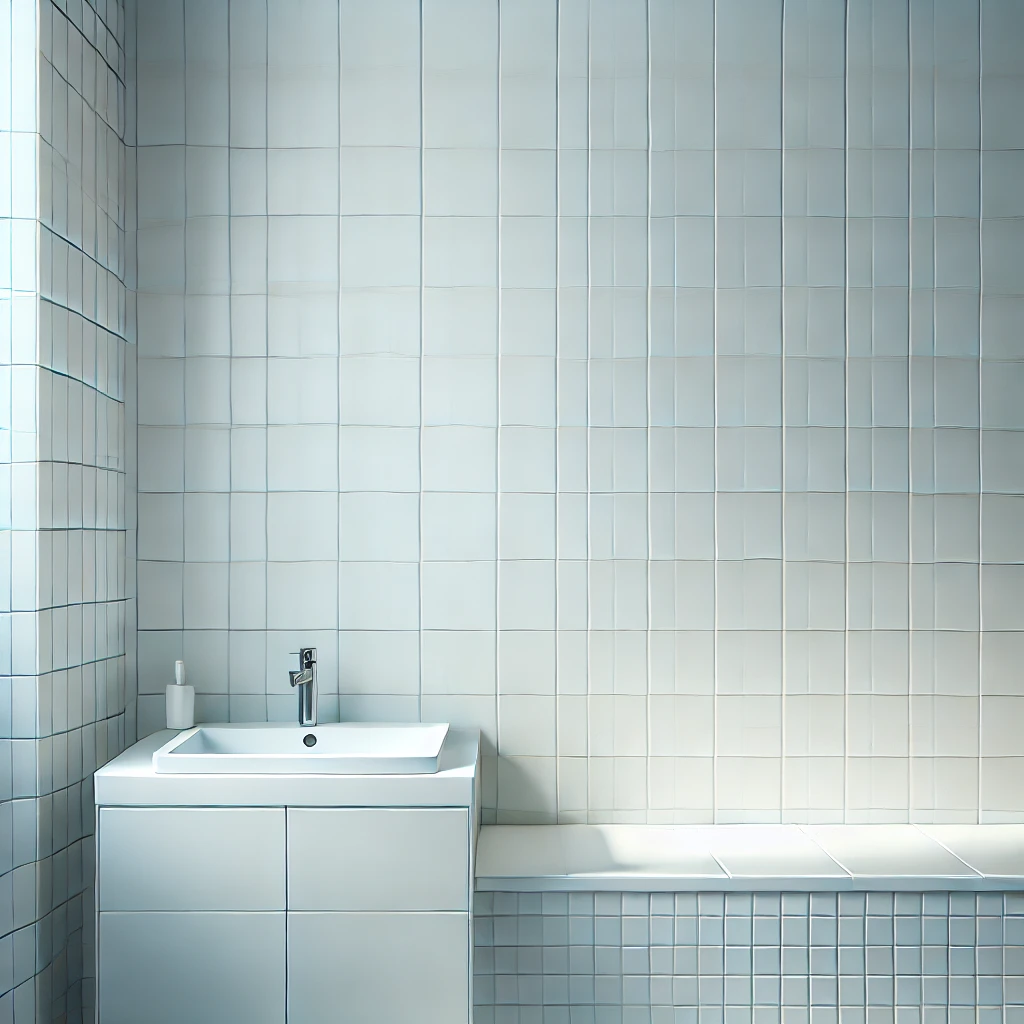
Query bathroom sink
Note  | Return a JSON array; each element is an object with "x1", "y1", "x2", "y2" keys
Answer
[{"x1": 151, "y1": 722, "x2": 450, "y2": 775}]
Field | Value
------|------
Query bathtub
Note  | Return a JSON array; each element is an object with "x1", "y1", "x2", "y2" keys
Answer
[{"x1": 472, "y1": 824, "x2": 1024, "y2": 1023}]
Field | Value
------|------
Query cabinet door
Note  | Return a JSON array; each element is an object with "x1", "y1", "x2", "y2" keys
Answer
[
  {"x1": 98, "y1": 912, "x2": 285, "y2": 1024},
  {"x1": 288, "y1": 808, "x2": 469, "y2": 911},
  {"x1": 288, "y1": 912, "x2": 469, "y2": 1024},
  {"x1": 99, "y1": 807, "x2": 286, "y2": 910}
]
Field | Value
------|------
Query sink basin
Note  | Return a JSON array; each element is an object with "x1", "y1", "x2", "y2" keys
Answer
[{"x1": 152, "y1": 722, "x2": 450, "y2": 775}]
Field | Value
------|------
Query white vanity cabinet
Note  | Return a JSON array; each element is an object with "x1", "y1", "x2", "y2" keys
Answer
[
  {"x1": 94, "y1": 729, "x2": 480, "y2": 1024},
  {"x1": 287, "y1": 808, "x2": 471, "y2": 1023}
]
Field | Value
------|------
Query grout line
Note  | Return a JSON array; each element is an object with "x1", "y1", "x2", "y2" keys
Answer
[
  {"x1": 779, "y1": 0, "x2": 787, "y2": 827},
  {"x1": 584, "y1": 0, "x2": 591, "y2": 824},
  {"x1": 336, "y1": 0, "x2": 343, "y2": 726},
  {"x1": 51, "y1": 3, "x2": 127, "y2": 96},
  {"x1": 842, "y1": 0, "x2": 850, "y2": 825},
  {"x1": 710, "y1": 0, "x2": 718, "y2": 825},
  {"x1": 262, "y1": 0, "x2": 268, "y2": 724},
  {"x1": 912, "y1": 821, "x2": 984, "y2": 877},
  {"x1": 585, "y1": 0, "x2": 593, "y2": 823},
  {"x1": 178, "y1": 0, "x2": 186, "y2": 657},
  {"x1": 494, "y1": 1, "x2": 501, "y2": 821},
  {"x1": 553, "y1": 0, "x2": 560, "y2": 823},
  {"x1": 35, "y1": 239, "x2": 129, "y2": 335},
  {"x1": 417, "y1": 0, "x2": 424, "y2": 728},
  {"x1": 225, "y1": 0, "x2": 233, "y2": 718},
  {"x1": 795, "y1": 823, "x2": 854, "y2": 880},
  {"x1": 705, "y1": 849, "x2": 732, "y2": 881},
  {"x1": 906, "y1": 0, "x2": 914, "y2": 826},
  {"x1": 644, "y1": 0, "x2": 651, "y2": 827},
  {"x1": 976, "y1": 0, "x2": 984, "y2": 824}
]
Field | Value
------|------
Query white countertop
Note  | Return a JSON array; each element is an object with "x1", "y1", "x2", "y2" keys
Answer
[
  {"x1": 95, "y1": 727, "x2": 480, "y2": 808},
  {"x1": 476, "y1": 824, "x2": 1024, "y2": 892}
]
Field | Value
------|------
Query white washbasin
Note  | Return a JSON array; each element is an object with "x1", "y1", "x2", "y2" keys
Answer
[{"x1": 152, "y1": 722, "x2": 450, "y2": 775}]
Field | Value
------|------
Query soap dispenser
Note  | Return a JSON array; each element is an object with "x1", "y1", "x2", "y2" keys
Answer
[{"x1": 166, "y1": 659, "x2": 195, "y2": 729}]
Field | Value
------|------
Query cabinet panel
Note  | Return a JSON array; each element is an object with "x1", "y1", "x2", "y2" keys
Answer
[
  {"x1": 98, "y1": 912, "x2": 285, "y2": 1024},
  {"x1": 99, "y1": 807, "x2": 286, "y2": 910},
  {"x1": 287, "y1": 808, "x2": 469, "y2": 911},
  {"x1": 288, "y1": 912, "x2": 469, "y2": 1024}
]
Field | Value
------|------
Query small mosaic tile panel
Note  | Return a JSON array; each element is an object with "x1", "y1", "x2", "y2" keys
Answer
[{"x1": 473, "y1": 891, "x2": 1024, "y2": 1023}]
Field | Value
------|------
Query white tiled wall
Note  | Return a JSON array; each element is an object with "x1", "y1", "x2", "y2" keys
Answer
[
  {"x1": 133, "y1": 0, "x2": 1024, "y2": 826},
  {"x1": 1, "y1": 0, "x2": 134, "y2": 1019}
]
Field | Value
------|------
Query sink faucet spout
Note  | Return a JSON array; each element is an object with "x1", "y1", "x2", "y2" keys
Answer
[{"x1": 289, "y1": 647, "x2": 317, "y2": 727}]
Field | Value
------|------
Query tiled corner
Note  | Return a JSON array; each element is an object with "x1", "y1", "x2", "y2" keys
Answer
[{"x1": 2, "y1": 0, "x2": 133, "y2": 1019}]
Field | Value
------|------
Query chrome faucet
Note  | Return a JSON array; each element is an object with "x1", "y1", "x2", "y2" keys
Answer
[{"x1": 289, "y1": 648, "x2": 317, "y2": 727}]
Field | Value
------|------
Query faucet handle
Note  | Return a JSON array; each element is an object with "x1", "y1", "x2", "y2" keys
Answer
[{"x1": 298, "y1": 647, "x2": 316, "y2": 669}]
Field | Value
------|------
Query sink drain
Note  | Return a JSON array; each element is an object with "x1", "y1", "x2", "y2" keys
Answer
[{"x1": 303, "y1": 733, "x2": 317, "y2": 747}]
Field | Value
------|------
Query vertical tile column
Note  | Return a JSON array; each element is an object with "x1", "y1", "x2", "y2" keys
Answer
[
  {"x1": 419, "y1": 0, "x2": 501, "y2": 817},
  {"x1": 554, "y1": 0, "x2": 591, "y2": 825},
  {"x1": 908, "y1": 0, "x2": 984, "y2": 824},
  {"x1": 713, "y1": 0, "x2": 785, "y2": 822},
  {"x1": 646, "y1": 0, "x2": 717, "y2": 825},
  {"x1": 497, "y1": 0, "x2": 559, "y2": 822},
  {"x1": 585, "y1": 0, "x2": 650, "y2": 825},
  {"x1": 338, "y1": 0, "x2": 420, "y2": 725},
  {"x1": 263, "y1": 0, "x2": 339, "y2": 721},
  {"x1": 124, "y1": 0, "x2": 138, "y2": 789},
  {"x1": 979, "y1": 0, "x2": 1024, "y2": 821},
  {"x1": 182, "y1": 0, "x2": 230, "y2": 721},
  {"x1": 43, "y1": 0, "x2": 132, "y2": 1015},
  {"x1": 780, "y1": 0, "x2": 848, "y2": 823},
  {"x1": 844, "y1": 0, "x2": 913, "y2": 823},
  {"x1": 225, "y1": 0, "x2": 268, "y2": 722},
  {"x1": 134, "y1": 0, "x2": 186, "y2": 725},
  {"x1": 0, "y1": 2, "x2": 42, "y2": 1016}
]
